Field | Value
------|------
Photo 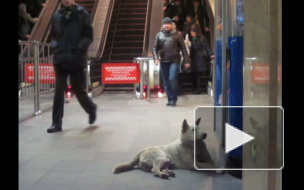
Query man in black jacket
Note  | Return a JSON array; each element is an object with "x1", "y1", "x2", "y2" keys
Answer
[
  {"x1": 153, "y1": 17, "x2": 190, "y2": 106},
  {"x1": 47, "y1": 0, "x2": 97, "y2": 133}
]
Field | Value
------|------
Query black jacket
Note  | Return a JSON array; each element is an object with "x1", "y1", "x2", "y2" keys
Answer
[
  {"x1": 190, "y1": 35, "x2": 213, "y2": 72},
  {"x1": 152, "y1": 28, "x2": 190, "y2": 64},
  {"x1": 187, "y1": 3, "x2": 209, "y2": 36},
  {"x1": 49, "y1": 3, "x2": 93, "y2": 68},
  {"x1": 182, "y1": 21, "x2": 194, "y2": 39}
]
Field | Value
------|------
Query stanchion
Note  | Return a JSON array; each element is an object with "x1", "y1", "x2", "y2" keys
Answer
[
  {"x1": 133, "y1": 57, "x2": 154, "y2": 102},
  {"x1": 33, "y1": 41, "x2": 42, "y2": 116}
]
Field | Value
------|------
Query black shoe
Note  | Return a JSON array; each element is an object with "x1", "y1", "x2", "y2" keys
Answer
[
  {"x1": 170, "y1": 101, "x2": 177, "y2": 107},
  {"x1": 166, "y1": 100, "x2": 173, "y2": 106},
  {"x1": 89, "y1": 105, "x2": 97, "y2": 124},
  {"x1": 47, "y1": 124, "x2": 62, "y2": 133},
  {"x1": 167, "y1": 100, "x2": 177, "y2": 106}
]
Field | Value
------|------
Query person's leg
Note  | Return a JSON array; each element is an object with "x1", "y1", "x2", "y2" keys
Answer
[
  {"x1": 48, "y1": 66, "x2": 68, "y2": 133},
  {"x1": 195, "y1": 71, "x2": 203, "y2": 94},
  {"x1": 168, "y1": 62, "x2": 180, "y2": 105},
  {"x1": 69, "y1": 68, "x2": 97, "y2": 124},
  {"x1": 192, "y1": 71, "x2": 197, "y2": 93},
  {"x1": 160, "y1": 62, "x2": 171, "y2": 104},
  {"x1": 202, "y1": 70, "x2": 208, "y2": 93}
]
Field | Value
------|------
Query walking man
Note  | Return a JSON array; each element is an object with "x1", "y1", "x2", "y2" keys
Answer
[
  {"x1": 153, "y1": 17, "x2": 190, "y2": 106},
  {"x1": 47, "y1": 0, "x2": 97, "y2": 133}
]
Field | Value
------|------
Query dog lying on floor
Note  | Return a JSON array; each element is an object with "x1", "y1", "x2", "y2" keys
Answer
[{"x1": 113, "y1": 118, "x2": 223, "y2": 179}]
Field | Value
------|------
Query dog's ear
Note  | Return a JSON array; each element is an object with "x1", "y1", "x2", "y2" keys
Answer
[
  {"x1": 195, "y1": 117, "x2": 201, "y2": 127},
  {"x1": 182, "y1": 119, "x2": 189, "y2": 133}
]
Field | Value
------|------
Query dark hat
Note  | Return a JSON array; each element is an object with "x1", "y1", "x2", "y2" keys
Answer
[
  {"x1": 162, "y1": 17, "x2": 173, "y2": 24},
  {"x1": 192, "y1": 0, "x2": 200, "y2": 2}
]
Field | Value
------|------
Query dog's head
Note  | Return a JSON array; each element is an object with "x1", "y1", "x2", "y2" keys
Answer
[{"x1": 180, "y1": 118, "x2": 207, "y2": 145}]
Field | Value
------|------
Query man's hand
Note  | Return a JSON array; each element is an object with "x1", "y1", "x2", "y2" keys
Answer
[
  {"x1": 184, "y1": 63, "x2": 190, "y2": 68},
  {"x1": 155, "y1": 59, "x2": 160, "y2": 65}
]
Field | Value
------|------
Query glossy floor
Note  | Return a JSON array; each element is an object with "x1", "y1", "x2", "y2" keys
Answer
[{"x1": 19, "y1": 93, "x2": 242, "y2": 190}]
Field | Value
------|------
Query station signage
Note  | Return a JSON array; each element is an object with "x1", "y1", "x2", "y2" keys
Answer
[
  {"x1": 251, "y1": 63, "x2": 282, "y2": 84},
  {"x1": 102, "y1": 63, "x2": 140, "y2": 84},
  {"x1": 24, "y1": 63, "x2": 55, "y2": 84}
]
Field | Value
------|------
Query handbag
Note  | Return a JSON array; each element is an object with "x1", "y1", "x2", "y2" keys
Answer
[{"x1": 181, "y1": 59, "x2": 192, "y2": 73}]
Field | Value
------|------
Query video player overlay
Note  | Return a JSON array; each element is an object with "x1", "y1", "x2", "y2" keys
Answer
[{"x1": 194, "y1": 106, "x2": 283, "y2": 170}]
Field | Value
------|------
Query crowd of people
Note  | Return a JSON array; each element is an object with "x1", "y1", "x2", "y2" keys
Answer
[
  {"x1": 160, "y1": 0, "x2": 214, "y2": 99},
  {"x1": 163, "y1": 0, "x2": 211, "y2": 44}
]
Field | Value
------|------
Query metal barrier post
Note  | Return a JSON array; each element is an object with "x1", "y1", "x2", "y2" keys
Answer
[
  {"x1": 133, "y1": 57, "x2": 154, "y2": 102},
  {"x1": 33, "y1": 41, "x2": 42, "y2": 116},
  {"x1": 139, "y1": 60, "x2": 144, "y2": 99},
  {"x1": 86, "y1": 60, "x2": 90, "y2": 95},
  {"x1": 146, "y1": 59, "x2": 150, "y2": 102},
  {"x1": 133, "y1": 58, "x2": 137, "y2": 99}
]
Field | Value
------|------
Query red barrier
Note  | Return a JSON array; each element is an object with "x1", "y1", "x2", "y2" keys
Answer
[
  {"x1": 102, "y1": 63, "x2": 140, "y2": 84},
  {"x1": 251, "y1": 63, "x2": 282, "y2": 84},
  {"x1": 25, "y1": 63, "x2": 55, "y2": 84}
]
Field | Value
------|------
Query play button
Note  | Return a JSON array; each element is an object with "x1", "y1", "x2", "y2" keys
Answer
[{"x1": 225, "y1": 123, "x2": 254, "y2": 153}]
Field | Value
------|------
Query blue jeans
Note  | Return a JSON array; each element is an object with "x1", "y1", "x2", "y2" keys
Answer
[{"x1": 160, "y1": 62, "x2": 179, "y2": 102}]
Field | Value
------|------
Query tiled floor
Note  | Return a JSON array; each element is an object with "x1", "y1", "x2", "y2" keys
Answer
[{"x1": 19, "y1": 92, "x2": 242, "y2": 190}]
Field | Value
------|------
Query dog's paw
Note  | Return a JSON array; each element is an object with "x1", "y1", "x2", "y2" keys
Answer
[
  {"x1": 167, "y1": 170, "x2": 176, "y2": 177},
  {"x1": 160, "y1": 173, "x2": 170, "y2": 179}
]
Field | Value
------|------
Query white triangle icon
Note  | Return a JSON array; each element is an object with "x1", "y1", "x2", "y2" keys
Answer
[{"x1": 225, "y1": 123, "x2": 254, "y2": 153}]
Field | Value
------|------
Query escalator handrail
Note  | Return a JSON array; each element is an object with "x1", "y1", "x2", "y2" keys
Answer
[
  {"x1": 89, "y1": 0, "x2": 116, "y2": 61},
  {"x1": 28, "y1": 0, "x2": 61, "y2": 43},
  {"x1": 89, "y1": 0, "x2": 100, "y2": 22},
  {"x1": 142, "y1": 0, "x2": 152, "y2": 57}
]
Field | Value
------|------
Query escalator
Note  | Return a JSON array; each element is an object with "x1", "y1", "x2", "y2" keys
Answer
[
  {"x1": 99, "y1": 0, "x2": 149, "y2": 93},
  {"x1": 75, "y1": 0, "x2": 96, "y2": 15}
]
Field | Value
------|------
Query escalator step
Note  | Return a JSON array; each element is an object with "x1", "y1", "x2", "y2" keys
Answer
[
  {"x1": 122, "y1": 3, "x2": 147, "y2": 9},
  {"x1": 114, "y1": 35, "x2": 144, "y2": 41}
]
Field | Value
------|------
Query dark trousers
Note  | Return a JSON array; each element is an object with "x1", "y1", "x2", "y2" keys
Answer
[
  {"x1": 192, "y1": 71, "x2": 208, "y2": 93},
  {"x1": 52, "y1": 65, "x2": 96, "y2": 125},
  {"x1": 160, "y1": 62, "x2": 179, "y2": 102}
]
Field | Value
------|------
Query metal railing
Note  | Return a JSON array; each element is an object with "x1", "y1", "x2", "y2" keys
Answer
[
  {"x1": 19, "y1": 40, "x2": 92, "y2": 116},
  {"x1": 19, "y1": 40, "x2": 55, "y2": 116}
]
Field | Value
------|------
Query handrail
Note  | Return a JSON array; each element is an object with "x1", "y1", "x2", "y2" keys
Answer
[
  {"x1": 142, "y1": 0, "x2": 152, "y2": 57},
  {"x1": 89, "y1": 0, "x2": 100, "y2": 22},
  {"x1": 89, "y1": 0, "x2": 116, "y2": 61},
  {"x1": 29, "y1": 0, "x2": 61, "y2": 43},
  {"x1": 109, "y1": 0, "x2": 122, "y2": 61}
]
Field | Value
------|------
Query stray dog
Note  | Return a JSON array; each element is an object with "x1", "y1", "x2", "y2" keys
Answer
[{"x1": 113, "y1": 118, "x2": 223, "y2": 179}]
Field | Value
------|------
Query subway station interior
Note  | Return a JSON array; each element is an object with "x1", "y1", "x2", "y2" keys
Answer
[{"x1": 19, "y1": 0, "x2": 282, "y2": 190}]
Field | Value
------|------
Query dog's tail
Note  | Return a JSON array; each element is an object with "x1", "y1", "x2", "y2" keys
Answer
[{"x1": 113, "y1": 152, "x2": 142, "y2": 174}]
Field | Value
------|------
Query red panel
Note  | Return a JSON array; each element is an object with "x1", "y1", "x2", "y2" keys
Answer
[
  {"x1": 25, "y1": 63, "x2": 55, "y2": 84},
  {"x1": 102, "y1": 63, "x2": 140, "y2": 84}
]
